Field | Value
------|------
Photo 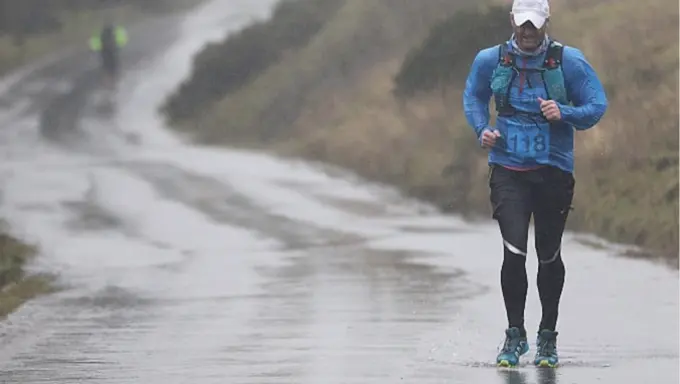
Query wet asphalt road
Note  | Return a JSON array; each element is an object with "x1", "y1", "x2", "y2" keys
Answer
[{"x1": 0, "y1": 1, "x2": 677, "y2": 383}]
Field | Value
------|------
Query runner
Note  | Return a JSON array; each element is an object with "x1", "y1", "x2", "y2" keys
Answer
[
  {"x1": 89, "y1": 22, "x2": 129, "y2": 86},
  {"x1": 462, "y1": 0, "x2": 608, "y2": 368}
]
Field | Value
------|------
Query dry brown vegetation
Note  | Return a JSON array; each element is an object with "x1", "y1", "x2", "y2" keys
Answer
[
  {"x1": 0, "y1": 230, "x2": 55, "y2": 318},
  {"x1": 165, "y1": 0, "x2": 679, "y2": 262}
]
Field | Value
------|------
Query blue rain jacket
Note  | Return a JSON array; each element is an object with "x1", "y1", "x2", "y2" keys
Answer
[{"x1": 463, "y1": 39, "x2": 608, "y2": 173}]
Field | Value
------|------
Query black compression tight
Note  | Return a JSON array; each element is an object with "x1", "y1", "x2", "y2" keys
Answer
[
  {"x1": 489, "y1": 165, "x2": 574, "y2": 333},
  {"x1": 501, "y1": 247, "x2": 566, "y2": 332}
]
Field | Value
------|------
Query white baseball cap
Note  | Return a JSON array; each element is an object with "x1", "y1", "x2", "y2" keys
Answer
[{"x1": 511, "y1": 0, "x2": 550, "y2": 29}]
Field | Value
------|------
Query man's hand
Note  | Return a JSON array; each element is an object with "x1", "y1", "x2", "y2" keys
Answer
[
  {"x1": 480, "y1": 129, "x2": 501, "y2": 149},
  {"x1": 538, "y1": 98, "x2": 561, "y2": 121}
]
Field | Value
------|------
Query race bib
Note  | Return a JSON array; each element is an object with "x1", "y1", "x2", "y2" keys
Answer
[{"x1": 498, "y1": 126, "x2": 550, "y2": 161}]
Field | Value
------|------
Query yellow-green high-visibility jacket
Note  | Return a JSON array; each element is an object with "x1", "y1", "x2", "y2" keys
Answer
[{"x1": 89, "y1": 25, "x2": 128, "y2": 51}]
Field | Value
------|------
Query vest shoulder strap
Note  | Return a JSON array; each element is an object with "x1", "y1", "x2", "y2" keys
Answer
[
  {"x1": 543, "y1": 41, "x2": 564, "y2": 69},
  {"x1": 541, "y1": 41, "x2": 569, "y2": 104},
  {"x1": 497, "y1": 43, "x2": 515, "y2": 67}
]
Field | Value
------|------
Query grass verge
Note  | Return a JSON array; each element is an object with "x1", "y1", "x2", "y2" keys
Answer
[{"x1": 0, "y1": 231, "x2": 56, "y2": 318}]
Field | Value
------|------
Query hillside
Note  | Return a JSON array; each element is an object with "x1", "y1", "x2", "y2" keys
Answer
[{"x1": 162, "y1": 0, "x2": 679, "y2": 263}]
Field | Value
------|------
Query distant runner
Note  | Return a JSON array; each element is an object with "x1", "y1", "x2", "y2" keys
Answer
[
  {"x1": 462, "y1": 0, "x2": 608, "y2": 368},
  {"x1": 89, "y1": 22, "x2": 129, "y2": 85}
]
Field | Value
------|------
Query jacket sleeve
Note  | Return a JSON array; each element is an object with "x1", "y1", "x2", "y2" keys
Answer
[
  {"x1": 559, "y1": 47, "x2": 608, "y2": 130},
  {"x1": 463, "y1": 47, "x2": 497, "y2": 139},
  {"x1": 89, "y1": 35, "x2": 101, "y2": 51},
  {"x1": 115, "y1": 27, "x2": 129, "y2": 47}
]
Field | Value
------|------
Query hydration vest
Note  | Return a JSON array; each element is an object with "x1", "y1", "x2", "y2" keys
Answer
[{"x1": 490, "y1": 40, "x2": 568, "y2": 118}]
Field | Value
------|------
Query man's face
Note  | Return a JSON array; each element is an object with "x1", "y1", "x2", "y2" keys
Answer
[{"x1": 511, "y1": 16, "x2": 547, "y2": 51}]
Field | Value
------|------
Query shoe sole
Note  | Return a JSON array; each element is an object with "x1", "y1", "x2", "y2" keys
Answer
[
  {"x1": 497, "y1": 360, "x2": 516, "y2": 368},
  {"x1": 535, "y1": 360, "x2": 558, "y2": 368}
]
